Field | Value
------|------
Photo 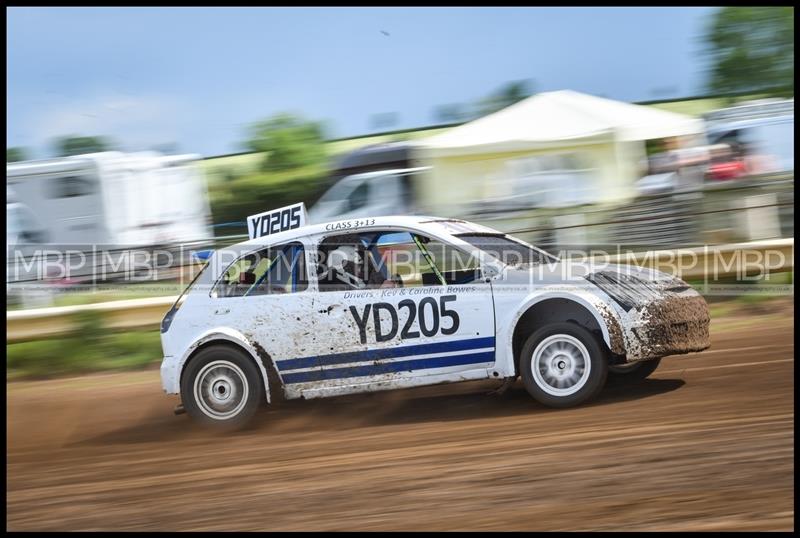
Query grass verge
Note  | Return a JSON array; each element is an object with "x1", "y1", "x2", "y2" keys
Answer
[{"x1": 7, "y1": 311, "x2": 162, "y2": 381}]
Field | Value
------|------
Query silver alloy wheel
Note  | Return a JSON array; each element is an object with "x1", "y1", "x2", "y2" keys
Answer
[
  {"x1": 531, "y1": 334, "x2": 592, "y2": 397},
  {"x1": 193, "y1": 360, "x2": 249, "y2": 420}
]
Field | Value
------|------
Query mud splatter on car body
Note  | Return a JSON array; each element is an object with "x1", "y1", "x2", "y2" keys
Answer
[
  {"x1": 586, "y1": 268, "x2": 711, "y2": 360},
  {"x1": 159, "y1": 215, "x2": 711, "y2": 413}
]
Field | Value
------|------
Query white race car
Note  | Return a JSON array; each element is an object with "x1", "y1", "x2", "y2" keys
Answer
[{"x1": 160, "y1": 209, "x2": 710, "y2": 429}]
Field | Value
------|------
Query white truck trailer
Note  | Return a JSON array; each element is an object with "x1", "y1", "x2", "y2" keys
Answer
[
  {"x1": 6, "y1": 151, "x2": 214, "y2": 248},
  {"x1": 7, "y1": 151, "x2": 215, "y2": 302}
]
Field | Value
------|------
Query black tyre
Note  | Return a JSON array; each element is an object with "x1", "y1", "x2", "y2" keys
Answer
[
  {"x1": 180, "y1": 345, "x2": 264, "y2": 430},
  {"x1": 520, "y1": 322, "x2": 608, "y2": 408},
  {"x1": 607, "y1": 358, "x2": 661, "y2": 382}
]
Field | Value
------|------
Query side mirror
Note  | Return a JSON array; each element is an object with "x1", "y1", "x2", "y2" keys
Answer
[{"x1": 239, "y1": 272, "x2": 256, "y2": 285}]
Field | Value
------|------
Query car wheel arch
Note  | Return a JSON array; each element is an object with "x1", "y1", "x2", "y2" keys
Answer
[
  {"x1": 509, "y1": 294, "x2": 619, "y2": 376},
  {"x1": 179, "y1": 332, "x2": 277, "y2": 404}
]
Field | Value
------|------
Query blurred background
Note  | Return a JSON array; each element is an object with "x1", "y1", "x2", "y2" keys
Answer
[{"x1": 6, "y1": 6, "x2": 795, "y2": 531}]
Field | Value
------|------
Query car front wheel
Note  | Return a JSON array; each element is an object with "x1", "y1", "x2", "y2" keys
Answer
[
  {"x1": 520, "y1": 322, "x2": 608, "y2": 408},
  {"x1": 180, "y1": 346, "x2": 264, "y2": 430}
]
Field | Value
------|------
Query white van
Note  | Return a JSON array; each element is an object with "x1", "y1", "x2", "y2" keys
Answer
[
  {"x1": 308, "y1": 142, "x2": 427, "y2": 223},
  {"x1": 308, "y1": 168, "x2": 426, "y2": 223},
  {"x1": 6, "y1": 151, "x2": 214, "y2": 248}
]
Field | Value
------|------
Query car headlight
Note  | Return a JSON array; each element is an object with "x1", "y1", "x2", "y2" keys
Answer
[{"x1": 161, "y1": 306, "x2": 177, "y2": 333}]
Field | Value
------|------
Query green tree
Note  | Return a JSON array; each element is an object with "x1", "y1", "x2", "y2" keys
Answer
[
  {"x1": 475, "y1": 79, "x2": 535, "y2": 117},
  {"x1": 7, "y1": 147, "x2": 28, "y2": 162},
  {"x1": 703, "y1": 7, "x2": 794, "y2": 97},
  {"x1": 245, "y1": 113, "x2": 328, "y2": 172},
  {"x1": 53, "y1": 135, "x2": 112, "y2": 157}
]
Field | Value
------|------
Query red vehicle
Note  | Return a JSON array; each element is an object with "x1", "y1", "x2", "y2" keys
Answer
[
  {"x1": 706, "y1": 144, "x2": 747, "y2": 181},
  {"x1": 707, "y1": 160, "x2": 747, "y2": 181}
]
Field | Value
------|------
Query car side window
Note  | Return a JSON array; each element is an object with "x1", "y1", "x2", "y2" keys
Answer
[
  {"x1": 212, "y1": 241, "x2": 307, "y2": 298},
  {"x1": 419, "y1": 238, "x2": 482, "y2": 285},
  {"x1": 315, "y1": 230, "x2": 480, "y2": 292},
  {"x1": 374, "y1": 231, "x2": 424, "y2": 287},
  {"x1": 317, "y1": 232, "x2": 389, "y2": 292}
]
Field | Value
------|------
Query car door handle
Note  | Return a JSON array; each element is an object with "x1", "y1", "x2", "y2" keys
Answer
[{"x1": 215, "y1": 308, "x2": 230, "y2": 315}]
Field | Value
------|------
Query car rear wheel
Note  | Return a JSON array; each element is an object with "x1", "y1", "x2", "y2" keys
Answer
[
  {"x1": 608, "y1": 358, "x2": 661, "y2": 382},
  {"x1": 181, "y1": 346, "x2": 264, "y2": 430},
  {"x1": 520, "y1": 322, "x2": 608, "y2": 408}
]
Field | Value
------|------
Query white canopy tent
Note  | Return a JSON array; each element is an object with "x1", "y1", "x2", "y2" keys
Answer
[{"x1": 414, "y1": 90, "x2": 706, "y2": 214}]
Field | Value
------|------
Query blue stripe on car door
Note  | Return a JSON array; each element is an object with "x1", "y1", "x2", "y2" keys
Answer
[
  {"x1": 276, "y1": 336, "x2": 496, "y2": 371},
  {"x1": 281, "y1": 350, "x2": 495, "y2": 384}
]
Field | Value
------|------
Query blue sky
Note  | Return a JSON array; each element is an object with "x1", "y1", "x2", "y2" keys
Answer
[{"x1": 7, "y1": 7, "x2": 718, "y2": 158}]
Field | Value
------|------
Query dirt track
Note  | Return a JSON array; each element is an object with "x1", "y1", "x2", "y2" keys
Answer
[{"x1": 7, "y1": 316, "x2": 795, "y2": 531}]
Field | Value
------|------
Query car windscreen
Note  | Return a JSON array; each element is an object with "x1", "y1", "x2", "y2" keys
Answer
[
  {"x1": 171, "y1": 260, "x2": 210, "y2": 309},
  {"x1": 455, "y1": 234, "x2": 558, "y2": 267}
]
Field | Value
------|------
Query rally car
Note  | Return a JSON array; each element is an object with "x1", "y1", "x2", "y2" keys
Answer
[{"x1": 160, "y1": 207, "x2": 711, "y2": 429}]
